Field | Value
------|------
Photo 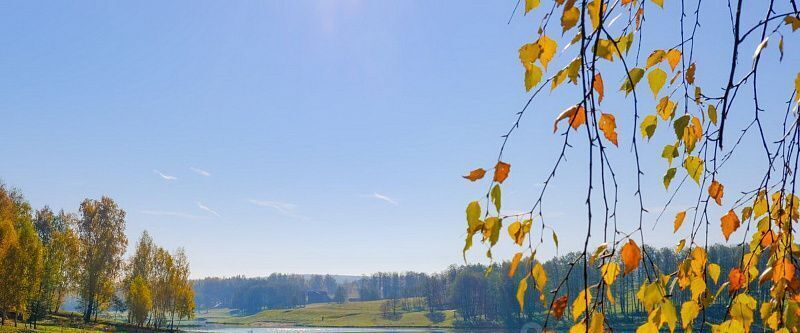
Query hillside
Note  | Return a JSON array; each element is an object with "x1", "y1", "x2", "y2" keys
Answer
[{"x1": 211, "y1": 300, "x2": 456, "y2": 328}]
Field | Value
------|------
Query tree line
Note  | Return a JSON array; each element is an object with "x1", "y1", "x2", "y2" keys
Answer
[
  {"x1": 193, "y1": 274, "x2": 342, "y2": 314},
  {"x1": 193, "y1": 243, "x2": 767, "y2": 328},
  {"x1": 0, "y1": 183, "x2": 194, "y2": 330}
]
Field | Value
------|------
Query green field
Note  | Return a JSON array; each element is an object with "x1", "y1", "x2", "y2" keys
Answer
[{"x1": 210, "y1": 300, "x2": 456, "y2": 328}]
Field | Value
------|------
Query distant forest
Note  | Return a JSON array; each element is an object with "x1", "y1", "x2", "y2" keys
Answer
[{"x1": 193, "y1": 243, "x2": 771, "y2": 328}]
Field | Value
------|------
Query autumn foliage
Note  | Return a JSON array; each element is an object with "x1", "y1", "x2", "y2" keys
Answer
[{"x1": 462, "y1": 0, "x2": 800, "y2": 332}]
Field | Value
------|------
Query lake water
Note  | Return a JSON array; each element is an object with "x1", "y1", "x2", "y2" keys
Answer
[
  {"x1": 190, "y1": 327, "x2": 454, "y2": 333},
  {"x1": 189, "y1": 325, "x2": 506, "y2": 333}
]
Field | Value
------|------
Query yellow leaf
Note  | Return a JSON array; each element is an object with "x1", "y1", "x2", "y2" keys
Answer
[
  {"x1": 589, "y1": 243, "x2": 608, "y2": 265},
  {"x1": 673, "y1": 211, "x2": 686, "y2": 233},
  {"x1": 466, "y1": 201, "x2": 481, "y2": 233},
  {"x1": 587, "y1": 0, "x2": 603, "y2": 29},
  {"x1": 601, "y1": 262, "x2": 620, "y2": 285},
  {"x1": 646, "y1": 50, "x2": 665, "y2": 68},
  {"x1": 708, "y1": 104, "x2": 717, "y2": 125},
  {"x1": 552, "y1": 230, "x2": 559, "y2": 250},
  {"x1": 508, "y1": 219, "x2": 532, "y2": 245},
  {"x1": 708, "y1": 180, "x2": 724, "y2": 206},
  {"x1": 508, "y1": 252, "x2": 523, "y2": 277},
  {"x1": 637, "y1": 281, "x2": 663, "y2": 310},
  {"x1": 666, "y1": 49, "x2": 681, "y2": 71},
  {"x1": 621, "y1": 68, "x2": 645, "y2": 95},
  {"x1": 525, "y1": 0, "x2": 540, "y2": 13},
  {"x1": 676, "y1": 239, "x2": 686, "y2": 253},
  {"x1": 606, "y1": 286, "x2": 616, "y2": 304},
  {"x1": 641, "y1": 115, "x2": 658, "y2": 140},
  {"x1": 708, "y1": 263, "x2": 721, "y2": 284},
  {"x1": 595, "y1": 39, "x2": 616, "y2": 61},
  {"x1": 593, "y1": 73, "x2": 605, "y2": 103},
  {"x1": 516, "y1": 276, "x2": 528, "y2": 312},
  {"x1": 519, "y1": 43, "x2": 541, "y2": 71},
  {"x1": 494, "y1": 161, "x2": 511, "y2": 183},
  {"x1": 662, "y1": 144, "x2": 678, "y2": 166},
  {"x1": 481, "y1": 216, "x2": 502, "y2": 246},
  {"x1": 616, "y1": 32, "x2": 634, "y2": 54},
  {"x1": 537, "y1": 35, "x2": 558, "y2": 70},
  {"x1": 656, "y1": 97, "x2": 676, "y2": 120},
  {"x1": 795, "y1": 72, "x2": 800, "y2": 102},
  {"x1": 721, "y1": 210, "x2": 741, "y2": 241},
  {"x1": 664, "y1": 167, "x2": 677, "y2": 190},
  {"x1": 599, "y1": 113, "x2": 618, "y2": 146},
  {"x1": 572, "y1": 288, "x2": 592, "y2": 320},
  {"x1": 532, "y1": 261, "x2": 547, "y2": 291},
  {"x1": 754, "y1": 191, "x2": 767, "y2": 217},
  {"x1": 569, "y1": 323, "x2": 587, "y2": 333},
  {"x1": 491, "y1": 184, "x2": 501, "y2": 212},
  {"x1": 648, "y1": 68, "x2": 667, "y2": 98},
  {"x1": 524, "y1": 64, "x2": 543, "y2": 91},
  {"x1": 682, "y1": 116, "x2": 703, "y2": 153},
  {"x1": 636, "y1": 322, "x2": 658, "y2": 333},
  {"x1": 690, "y1": 276, "x2": 706, "y2": 300},
  {"x1": 730, "y1": 294, "x2": 756, "y2": 330},
  {"x1": 681, "y1": 301, "x2": 700, "y2": 329},
  {"x1": 712, "y1": 320, "x2": 745, "y2": 333},
  {"x1": 651, "y1": 0, "x2": 664, "y2": 8},
  {"x1": 589, "y1": 312, "x2": 605, "y2": 333},
  {"x1": 661, "y1": 299, "x2": 678, "y2": 333},
  {"x1": 621, "y1": 239, "x2": 642, "y2": 275},
  {"x1": 561, "y1": 5, "x2": 580, "y2": 33},
  {"x1": 683, "y1": 156, "x2": 704, "y2": 184}
]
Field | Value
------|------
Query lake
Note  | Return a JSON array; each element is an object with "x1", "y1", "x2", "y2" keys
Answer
[{"x1": 188, "y1": 325, "x2": 509, "y2": 333}]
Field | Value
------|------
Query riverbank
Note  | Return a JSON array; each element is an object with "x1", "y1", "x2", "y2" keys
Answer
[
  {"x1": 205, "y1": 301, "x2": 456, "y2": 328},
  {"x1": 0, "y1": 312, "x2": 191, "y2": 333}
]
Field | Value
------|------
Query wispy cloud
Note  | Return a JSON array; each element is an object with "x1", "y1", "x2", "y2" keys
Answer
[
  {"x1": 197, "y1": 202, "x2": 221, "y2": 217},
  {"x1": 139, "y1": 210, "x2": 206, "y2": 220},
  {"x1": 153, "y1": 169, "x2": 177, "y2": 181},
  {"x1": 248, "y1": 199, "x2": 298, "y2": 215},
  {"x1": 190, "y1": 167, "x2": 211, "y2": 177},
  {"x1": 372, "y1": 193, "x2": 399, "y2": 206}
]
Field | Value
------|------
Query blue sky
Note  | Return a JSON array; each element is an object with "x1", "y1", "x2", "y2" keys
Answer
[{"x1": 1, "y1": 1, "x2": 798, "y2": 278}]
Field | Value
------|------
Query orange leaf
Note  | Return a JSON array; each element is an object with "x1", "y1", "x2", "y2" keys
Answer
[
  {"x1": 666, "y1": 49, "x2": 681, "y2": 71},
  {"x1": 593, "y1": 73, "x2": 605, "y2": 103},
  {"x1": 729, "y1": 268, "x2": 745, "y2": 292},
  {"x1": 774, "y1": 258, "x2": 796, "y2": 283},
  {"x1": 721, "y1": 210, "x2": 740, "y2": 241},
  {"x1": 708, "y1": 180, "x2": 724, "y2": 206},
  {"x1": 551, "y1": 295, "x2": 568, "y2": 320},
  {"x1": 673, "y1": 211, "x2": 686, "y2": 233},
  {"x1": 599, "y1": 113, "x2": 618, "y2": 146},
  {"x1": 760, "y1": 230, "x2": 776, "y2": 247},
  {"x1": 508, "y1": 252, "x2": 523, "y2": 278},
  {"x1": 494, "y1": 161, "x2": 511, "y2": 183},
  {"x1": 553, "y1": 105, "x2": 586, "y2": 132},
  {"x1": 463, "y1": 168, "x2": 486, "y2": 181},
  {"x1": 621, "y1": 239, "x2": 642, "y2": 275}
]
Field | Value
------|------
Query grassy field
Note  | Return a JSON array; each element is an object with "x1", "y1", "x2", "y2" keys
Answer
[{"x1": 213, "y1": 300, "x2": 456, "y2": 328}]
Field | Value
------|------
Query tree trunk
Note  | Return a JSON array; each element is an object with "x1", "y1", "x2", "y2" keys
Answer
[{"x1": 83, "y1": 298, "x2": 94, "y2": 323}]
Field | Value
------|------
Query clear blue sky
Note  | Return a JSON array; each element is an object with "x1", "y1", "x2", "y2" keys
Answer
[{"x1": 0, "y1": 1, "x2": 797, "y2": 278}]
